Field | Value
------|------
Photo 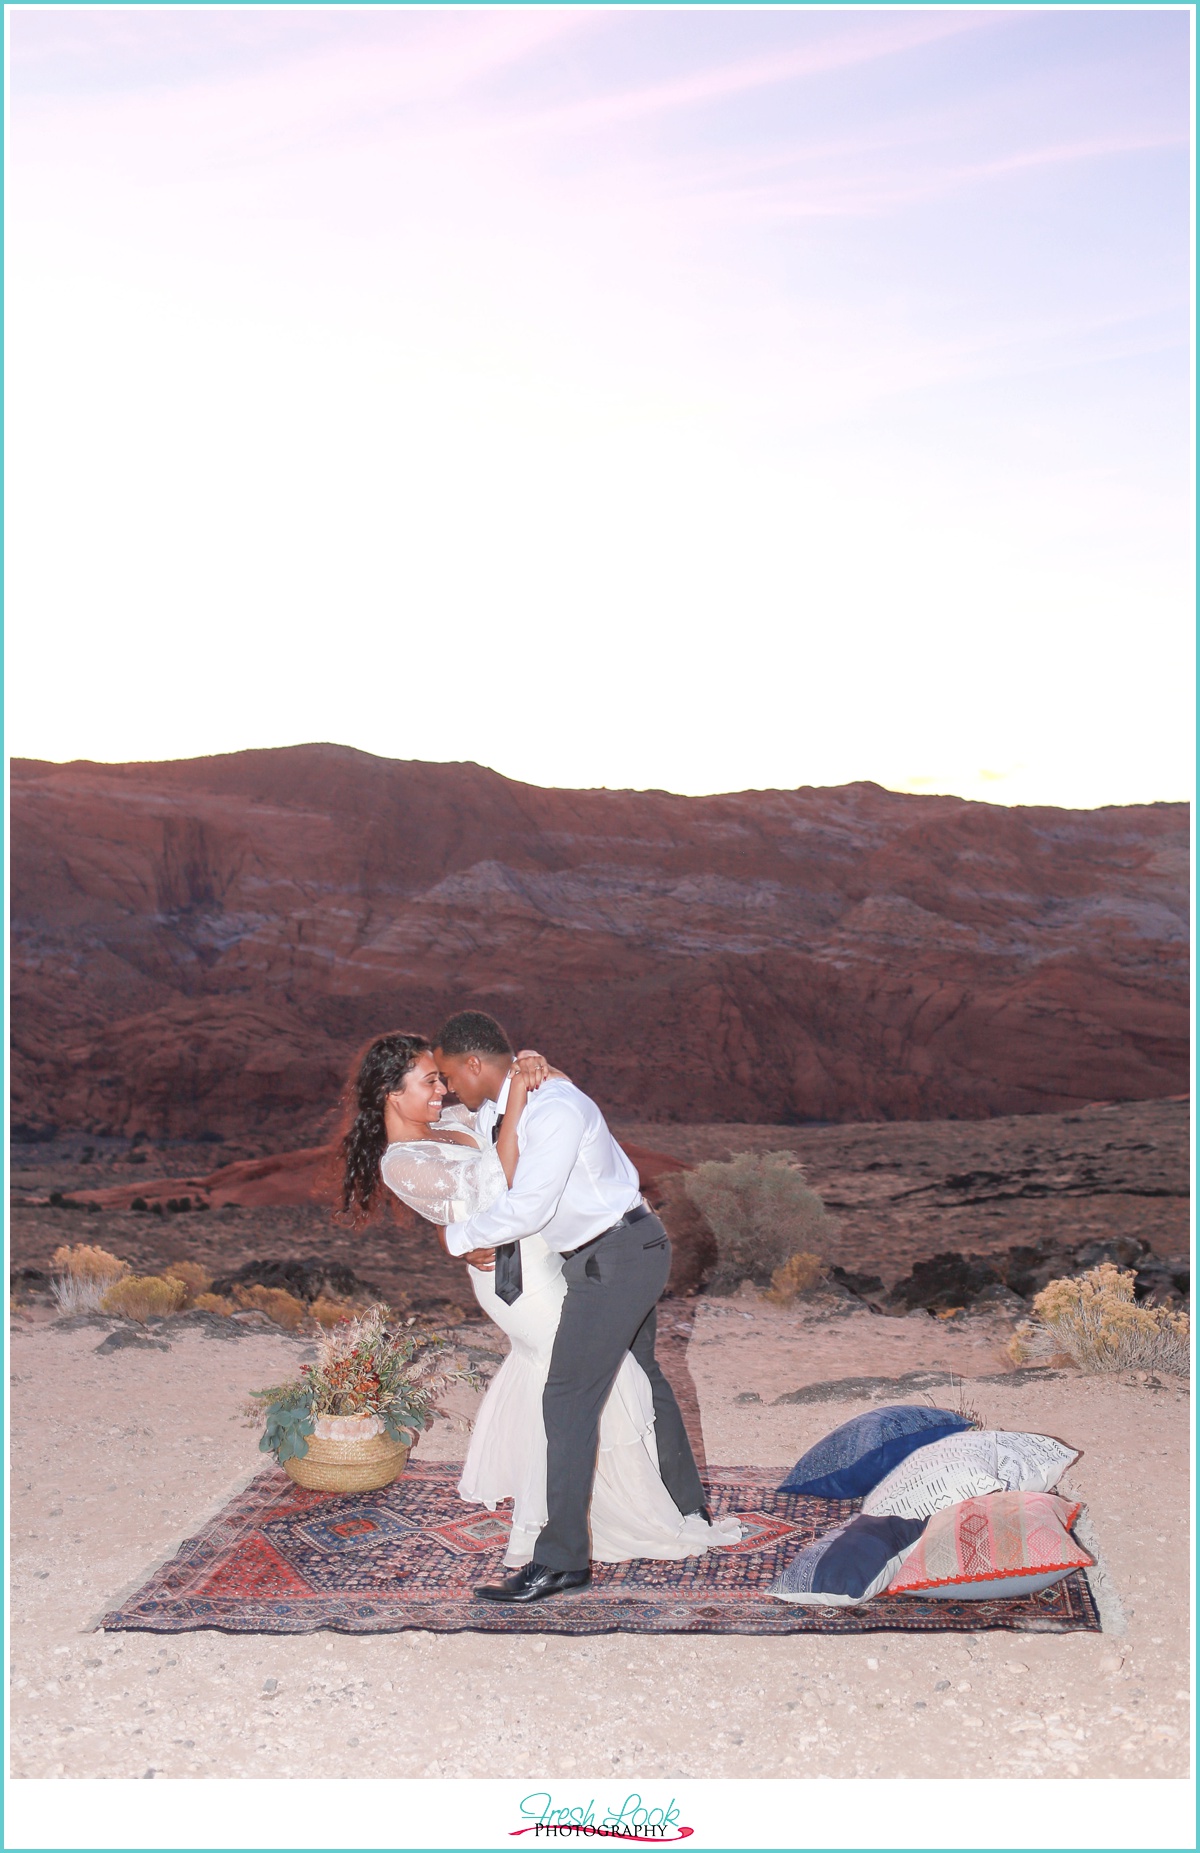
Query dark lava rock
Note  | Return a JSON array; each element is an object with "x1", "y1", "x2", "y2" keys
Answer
[
  {"x1": 50, "y1": 1313, "x2": 128, "y2": 1332},
  {"x1": 94, "y1": 1327, "x2": 170, "y2": 1354},
  {"x1": 994, "y1": 1244, "x2": 1061, "y2": 1299},
  {"x1": 976, "y1": 1368, "x2": 1071, "y2": 1385},
  {"x1": 816, "y1": 1277, "x2": 863, "y2": 1302},
  {"x1": 1071, "y1": 1236, "x2": 1151, "y2": 1271},
  {"x1": 967, "y1": 1283, "x2": 1029, "y2": 1317},
  {"x1": 1132, "y1": 1255, "x2": 1190, "y2": 1307},
  {"x1": 772, "y1": 1364, "x2": 1072, "y2": 1405},
  {"x1": 10, "y1": 1267, "x2": 48, "y2": 1290},
  {"x1": 887, "y1": 1252, "x2": 1002, "y2": 1312},
  {"x1": 942, "y1": 1169, "x2": 1010, "y2": 1192},
  {"x1": 162, "y1": 1310, "x2": 245, "y2": 1340},
  {"x1": 827, "y1": 1266, "x2": 886, "y2": 1302},
  {"x1": 773, "y1": 1367, "x2": 965, "y2": 1405},
  {"x1": 209, "y1": 1256, "x2": 373, "y2": 1303}
]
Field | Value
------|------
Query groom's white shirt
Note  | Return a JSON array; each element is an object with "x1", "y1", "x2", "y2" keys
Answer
[{"x1": 444, "y1": 1075, "x2": 641, "y2": 1256}]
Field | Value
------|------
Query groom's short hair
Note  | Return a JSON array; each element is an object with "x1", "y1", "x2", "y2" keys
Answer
[{"x1": 435, "y1": 1010, "x2": 514, "y2": 1060}]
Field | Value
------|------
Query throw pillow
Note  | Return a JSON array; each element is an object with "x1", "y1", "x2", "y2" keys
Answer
[
  {"x1": 862, "y1": 1430, "x2": 1079, "y2": 1520},
  {"x1": 884, "y1": 1491, "x2": 1092, "y2": 1599},
  {"x1": 769, "y1": 1513, "x2": 929, "y2": 1607},
  {"x1": 993, "y1": 1430, "x2": 1080, "y2": 1493},
  {"x1": 778, "y1": 1404, "x2": 973, "y2": 1499}
]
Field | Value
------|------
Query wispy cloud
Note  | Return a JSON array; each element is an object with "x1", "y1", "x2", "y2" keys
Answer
[
  {"x1": 7, "y1": 9, "x2": 1191, "y2": 807},
  {"x1": 518, "y1": 12, "x2": 987, "y2": 136}
]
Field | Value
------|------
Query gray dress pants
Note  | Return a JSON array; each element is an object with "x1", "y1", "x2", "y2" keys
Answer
[{"x1": 534, "y1": 1213, "x2": 706, "y2": 1572}]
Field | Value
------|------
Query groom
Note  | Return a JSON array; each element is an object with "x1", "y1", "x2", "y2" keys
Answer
[{"x1": 433, "y1": 1010, "x2": 710, "y2": 1603}]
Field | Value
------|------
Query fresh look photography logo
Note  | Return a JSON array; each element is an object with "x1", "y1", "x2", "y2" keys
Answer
[{"x1": 511, "y1": 1792, "x2": 693, "y2": 1842}]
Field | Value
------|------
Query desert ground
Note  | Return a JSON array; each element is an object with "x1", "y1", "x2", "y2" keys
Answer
[
  {"x1": 10, "y1": 1097, "x2": 1188, "y2": 1312},
  {"x1": 8, "y1": 1098, "x2": 1191, "y2": 1783}
]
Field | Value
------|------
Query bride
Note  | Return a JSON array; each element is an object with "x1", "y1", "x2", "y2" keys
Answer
[{"x1": 338, "y1": 1030, "x2": 738, "y2": 1567}]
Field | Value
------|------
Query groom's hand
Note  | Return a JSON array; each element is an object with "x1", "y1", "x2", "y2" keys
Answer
[{"x1": 463, "y1": 1248, "x2": 496, "y2": 1271}]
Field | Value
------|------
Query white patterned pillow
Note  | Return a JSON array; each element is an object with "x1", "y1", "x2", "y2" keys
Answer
[
  {"x1": 994, "y1": 1430, "x2": 1078, "y2": 1493},
  {"x1": 861, "y1": 1430, "x2": 1078, "y2": 1520}
]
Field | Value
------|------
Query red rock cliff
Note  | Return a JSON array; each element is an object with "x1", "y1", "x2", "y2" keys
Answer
[{"x1": 10, "y1": 746, "x2": 1188, "y2": 1140}]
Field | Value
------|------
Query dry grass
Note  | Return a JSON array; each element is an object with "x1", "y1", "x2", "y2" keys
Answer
[
  {"x1": 764, "y1": 1251, "x2": 825, "y2": 1305},
  {"x1": 100, "y1": 1274, "x2": 188, "y2": 1322},
  {"x1": 311, "y1": 1295, "x2": 355, "y2": 1328},
  {"x1": 683, "y1": 1151, "x2": 835, "y2": 1292},
  {"x1": 50, "y1": 1244, "x2": 129, "y2": 1315},
  {"x1": 1008, "y1": 1263, "x2": 1191, "y2": 1377}
]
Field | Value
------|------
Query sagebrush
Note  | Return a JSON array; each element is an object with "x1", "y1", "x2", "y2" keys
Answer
[
  {"x1": 764, "y1": 1251, "x2": 825, "y2": 1305},
  {"x1": 683, "y1": 1151, "x2": 835, "y2": 1292},
  {"x1": 1008, "y1": 1263, "x2": 1190, "y2": 1376},
  {"x1": 166, "y1": 1261, "x2": 212, "y2": 1303},
  {"x1": 51, "y1": 1244, "x2": 128, "y2": 1314},
  {"x1": 192, "y1": 1291, "x2": 235, "y2": 1316},
  {"x1": 100, "y1": 1274, "x2": 188, "y2": 1322},
  {"x1": 232, "y1": 1283, "x2": 309, "y2": 1331}
]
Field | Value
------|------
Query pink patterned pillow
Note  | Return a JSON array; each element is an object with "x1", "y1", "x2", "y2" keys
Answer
[{"x1": 884, "y1": 1491, "x2": 1093, "y2": 1600}]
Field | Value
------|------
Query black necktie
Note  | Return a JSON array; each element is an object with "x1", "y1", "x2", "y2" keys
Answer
[{"x1": 491, "y1": 1112, "x2": 523, "y2": 1306}]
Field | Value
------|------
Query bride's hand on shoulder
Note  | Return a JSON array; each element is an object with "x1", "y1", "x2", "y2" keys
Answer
[{"x1": 514, "y1": 1049, "x2": 569, "y2": 1089}]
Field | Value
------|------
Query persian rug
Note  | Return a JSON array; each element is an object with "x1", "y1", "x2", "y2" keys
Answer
[{"x1": 98, "y1": 1463, "x2": 1102, "y2": 1638}]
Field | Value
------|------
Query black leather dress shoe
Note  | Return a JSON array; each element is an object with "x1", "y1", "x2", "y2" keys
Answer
[{"x1": 474, "y1": 1562, "x2": 592, "y2": 1603}]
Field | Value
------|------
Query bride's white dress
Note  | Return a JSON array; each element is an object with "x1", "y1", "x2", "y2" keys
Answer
[{"x1": 381, "y1": 1110, "x2": 740, "y2": 1567}]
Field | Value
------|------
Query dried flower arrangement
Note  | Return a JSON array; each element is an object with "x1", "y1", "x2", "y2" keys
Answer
[{"x1": 245, "y1": 1305, "x2": 476, "y2": 1464}]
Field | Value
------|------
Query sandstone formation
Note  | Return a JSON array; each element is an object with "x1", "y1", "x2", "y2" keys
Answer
[{"x1": 11, "y1": 747, "x2": 1188, "y2": 1142}]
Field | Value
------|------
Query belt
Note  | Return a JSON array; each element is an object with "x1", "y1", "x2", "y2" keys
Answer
[{"x1": 561, "y1": 1201, "x2": 654, "y2": 1259}]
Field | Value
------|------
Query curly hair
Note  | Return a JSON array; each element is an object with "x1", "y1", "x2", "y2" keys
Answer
[{"x1": 337, "y1": 1031, "x2": 430, "y2": 1224}]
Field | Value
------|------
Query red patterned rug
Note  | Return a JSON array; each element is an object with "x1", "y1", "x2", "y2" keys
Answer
[{"x1": 98, "y1": 1463, "x2": 1101, "y2": 1637}]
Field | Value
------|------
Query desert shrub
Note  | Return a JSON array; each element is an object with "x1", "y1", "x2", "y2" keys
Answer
[
  {"x1": 211, "y1": 1257, "x2": 364, "y2": 1304},
  {"x1": 654, "y1": 1173, "x2": 719, "y2": 1293},
  {"x1": 163, "y1": 1261, "x2": 212, "y2": 1305},
  {"x1": 764, "y1": 1251, "x2": 826, "y2": 1306},
  {"x1": 100, "y1": 1274, "x2": 188, "y2": 1322},
  {"x1": 233, "y1": 1284, "x2": 309, "y2": 1331},
  {"x1": 1008, "y1": 1263, "x2": 1191, "y2": 1377},
  {"x1": 50, "y1": 1243, "x2": 129, "y2": 1315},
  {"x1": 191, "y1": 1292, "x2": 235, "y2": 1316},
  {"x1": 311, "y1": 1295, "x2": 355, "y2": 1328},
  {"x1": 683, "y1": 1152, "x2": 835, "y2": 1293}
]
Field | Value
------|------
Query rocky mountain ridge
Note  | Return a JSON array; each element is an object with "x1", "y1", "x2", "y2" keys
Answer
[{"x1": 11, "y1": 745, "x2": 1188, "y2": 1139}]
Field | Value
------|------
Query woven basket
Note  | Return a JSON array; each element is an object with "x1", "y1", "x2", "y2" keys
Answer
[{"x1": 283, "y1": 1423, "x2": 410, "y2": 1493}]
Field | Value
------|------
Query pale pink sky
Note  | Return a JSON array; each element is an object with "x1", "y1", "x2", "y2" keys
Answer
[{"x1": 7, "y1": 7, "x2": 1192, "y2": 805}]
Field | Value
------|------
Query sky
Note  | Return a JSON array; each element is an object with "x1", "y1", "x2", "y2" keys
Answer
[{"x1": 6, "y1": 5, "x2": 1193, "y2": 807}]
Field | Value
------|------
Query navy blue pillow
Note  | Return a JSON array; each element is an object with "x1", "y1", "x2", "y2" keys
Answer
[
  {"x1": 778, "y1": 1404, "x2": 972, "y2": 1499},
  {"x1": 769, "y1": 1513, "x2": 928, "y2": 1605}
]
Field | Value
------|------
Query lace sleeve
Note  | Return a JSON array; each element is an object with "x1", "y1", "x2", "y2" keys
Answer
[
  {"x1": 437, "y1": 1105, "x2": 479, "y2": 1136},
  {"x1": 380, "y1": 1141, "x2": 507, "y2": 1225}
]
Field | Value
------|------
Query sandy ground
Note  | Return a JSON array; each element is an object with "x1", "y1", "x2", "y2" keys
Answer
[{"x1": 8, "y1": 1298, "x2": 1190, "y2": 1782}]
